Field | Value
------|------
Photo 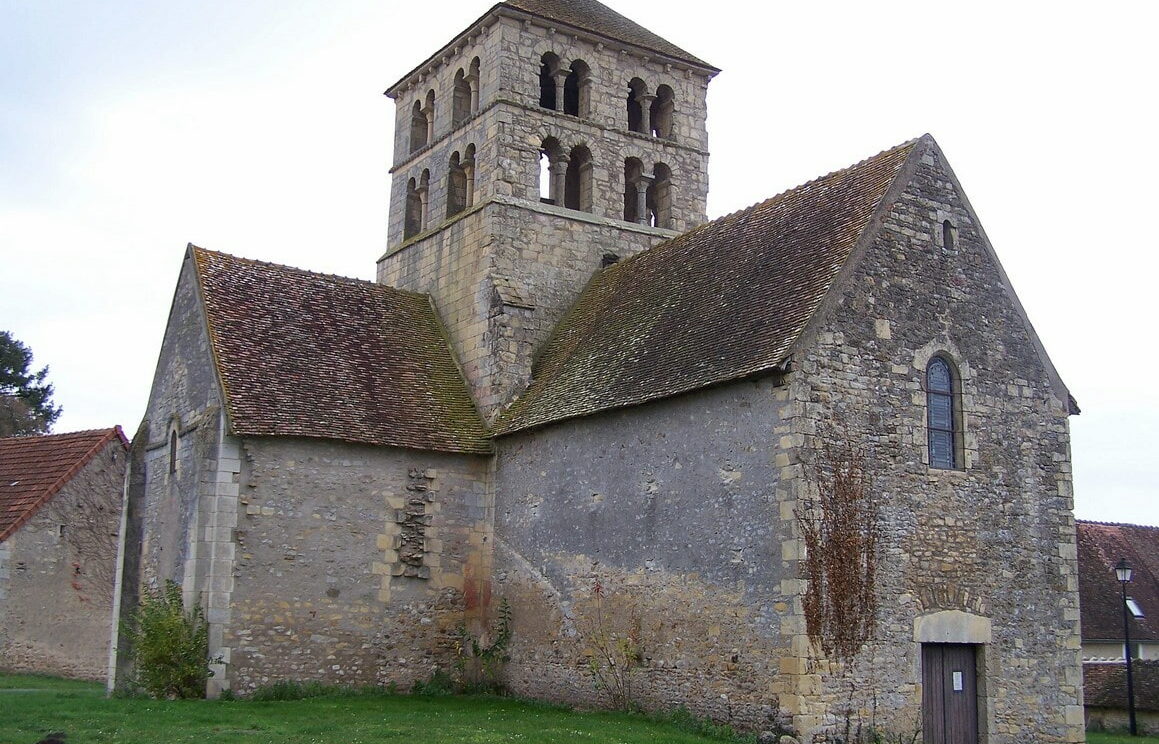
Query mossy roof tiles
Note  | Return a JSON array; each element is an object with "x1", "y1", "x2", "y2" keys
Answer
[
  {"x1": 1078, "y1": 520, "x2": 1159, "y2": 643},
  {"x1": 0, "y1": 427, "x2": 127, "y2": 542},
  {"x1": 500, "y1": 0, "x2": 716, "y2": 70},
  {"x1": 192, "y1": 248, "x2": 491, "y2": 454},
  {"x1": 495, "y1": 138, "x2": 920, "y2": 435}
]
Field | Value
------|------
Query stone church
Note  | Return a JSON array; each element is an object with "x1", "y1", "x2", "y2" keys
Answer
[{"x1": 113, "y1": 1, "x2": 1085, "y2": 741}]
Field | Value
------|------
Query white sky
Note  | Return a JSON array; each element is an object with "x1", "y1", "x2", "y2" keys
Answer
[{"x1": 1, "y1": 1, "x2": 1156, "y2": 525}]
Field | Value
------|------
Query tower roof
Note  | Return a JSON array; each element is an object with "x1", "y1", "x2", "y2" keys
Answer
[
  {"x1": 191, "y1": 247, "x2": 491, "y2": 454},
  {"x1": 386, "y1": 0, "x2": 716, "y2": 96},
  {"x1": 500, "y1": 0, "x2": 716, "y2": 70}
]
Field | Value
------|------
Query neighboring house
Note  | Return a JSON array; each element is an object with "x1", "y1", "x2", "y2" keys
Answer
[
  {"x1": 114, "y1": 1, "x2": 1085, "y2": 742},
  {"x1": 1083, "y1": 661, "x2": 1159, "y2": 735},
  {"x1": 0, "y1": 428, "x2": 128, "y2": 680},
  {"x1": 1077, "y1": 520, "x2": 1159, "y2": 662},
  {"x1": 1077, "y1": 520, "x2": 1159, "y2": 734}
]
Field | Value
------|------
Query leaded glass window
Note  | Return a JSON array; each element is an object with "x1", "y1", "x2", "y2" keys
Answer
[{"x1": 927, "y1": 357, "x2": 957, "y2": 469}]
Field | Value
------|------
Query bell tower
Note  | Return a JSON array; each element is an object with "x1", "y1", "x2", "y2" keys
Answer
[{"x1": 377, "y1": 0, "x2": 718, "y2": 420}]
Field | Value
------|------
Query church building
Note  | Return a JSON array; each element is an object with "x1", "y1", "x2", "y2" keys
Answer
[{"x1": 113, "y1": 1, "x2": 1085, "y2": 742}]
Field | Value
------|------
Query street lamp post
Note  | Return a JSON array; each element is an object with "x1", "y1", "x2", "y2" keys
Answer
[{"x1": 1115, "y1": 557, "x2": 1138, "y2": 736}]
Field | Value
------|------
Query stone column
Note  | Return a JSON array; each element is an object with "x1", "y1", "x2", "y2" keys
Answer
[
  {"x1": 423, "y1": 105, "x2": 434, "y2": 145},
  {"x1": 635, "y1": 176, "x2": 653, "y2": 226},
  {"x1": 550, "y1": 156, "x2": 569, "y2": 206},
  {"x1": 468, "y1": 76, "x2": 480, "y2": 114},
  {"x1": 464, "y1": 164, "x2": 475, "y2": 207},
  {"x1": 553, "y1": 71, "x2": 567, "y2": 112},
  {"x1": 638, "y1": 93, "x2": 656, "y2": 134}
]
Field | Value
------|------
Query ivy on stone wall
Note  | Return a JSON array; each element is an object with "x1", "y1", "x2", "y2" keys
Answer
[{"x1": 797, "y1": 437, "x2": 880, "y2": 661}]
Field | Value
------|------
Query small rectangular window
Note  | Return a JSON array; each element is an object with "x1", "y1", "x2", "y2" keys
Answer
[{"x1": 1127, "y1": 597, "x2": 1145, "y2": 618}]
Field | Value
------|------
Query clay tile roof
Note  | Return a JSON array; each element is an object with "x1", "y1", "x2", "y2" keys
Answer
[
  {"x1": 0, "y1": 427, "x2": 128, "y2": 542},
  {"x1": 495, "y1": 137, "x2": 921, "y2": 435},
  {"x1": 192, "y1": 247, "x2": 491, "y2": 454},
  {"x1": 500, "y1": 0, "x2": 716, "y2": 70},
  {"x1": 1078, "y1": 520, "x2": 1159, "y2": 642},
  {"x1": 1084, "y1": 661, "x2": 1159, "y2": 711}
]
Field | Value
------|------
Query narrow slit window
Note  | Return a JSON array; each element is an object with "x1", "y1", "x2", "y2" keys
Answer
[{"x1": 942, "y1": 220, "x2": 955, "y2": 252}]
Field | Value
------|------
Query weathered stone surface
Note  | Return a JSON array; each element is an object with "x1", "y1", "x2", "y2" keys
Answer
[{"x1": 0, "y1": 441, "x2": 124, "y2": 681}]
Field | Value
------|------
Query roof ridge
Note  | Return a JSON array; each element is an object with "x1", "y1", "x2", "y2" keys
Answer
[
  {"x1": 1078, "y1": 519, "x2": 1159, "y2": 530},
  {"x1": 189, "y1": 245, "x2": 428, "y2": 300},
  {"x1": 601, "y1": 136, "x2": 925, "y2": 277},
  {"x1": 726, "y1": 136, "x2": 925, "y2": 218},
  {"x1": 0, "y1": 427, "x2": 120, "y2": 443}
]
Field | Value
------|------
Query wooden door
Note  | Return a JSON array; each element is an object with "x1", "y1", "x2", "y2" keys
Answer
[{"x1": 922, "y1": 643, "x2": 979, "y2": 744}]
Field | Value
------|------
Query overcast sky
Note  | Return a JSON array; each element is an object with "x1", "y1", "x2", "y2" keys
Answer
[{"x1": 1, "y1": 1, "x2": 1155, "y2": 525}]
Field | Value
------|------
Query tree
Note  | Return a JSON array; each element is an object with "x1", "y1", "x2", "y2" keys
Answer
[{"x1": 0, "y1": 331, "x2": 62, "y2": 436}]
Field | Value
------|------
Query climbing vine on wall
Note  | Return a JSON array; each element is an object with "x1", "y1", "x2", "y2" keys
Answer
[{"x1": 797, "y1": 437, "x2": 880, "y2": 661}]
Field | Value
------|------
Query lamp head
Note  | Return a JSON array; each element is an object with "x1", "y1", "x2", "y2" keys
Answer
[{"x1": 1115, "y1": 557, "x2": 1133, "y2": 583}]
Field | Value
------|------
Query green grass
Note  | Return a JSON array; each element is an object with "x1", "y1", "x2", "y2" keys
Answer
[
  {"x1": 1088, "y1": 733, "x2": 1159, "y2": 744},
  {"x1": 0, "y1": 675, "x2": 749, "y2": 744}
]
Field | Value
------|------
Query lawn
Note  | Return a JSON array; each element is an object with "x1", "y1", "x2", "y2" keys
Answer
[
  {"x1": 0, "y1": 675, "x2": 747, "y2": 744},
  {"x1": 1089, "y1": 734, "x2": 1159, "y2": 744}
]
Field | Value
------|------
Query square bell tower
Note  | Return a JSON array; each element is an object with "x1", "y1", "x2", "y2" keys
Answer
[{"x1": 377, "y1": 0, "x2": 718, "y2": 420}]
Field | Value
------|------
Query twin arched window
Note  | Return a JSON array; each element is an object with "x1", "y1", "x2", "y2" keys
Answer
[
  {"x1": 623, "y1": 158, "x2": 673, "y2": 227},
  {"x1": 447, "y1": 145, "x2": 476, "y2": 218},
  {"x1": 926, "y1": 356, "x2": 961, "y2": 469},
  {"x1": 452, "y1": 58, "x2": 481, "y2": 127},
  {"x1": 409, "y1": 90, "x2": 436, "y2": 154},
  {"x1": 404, "y1": 170, "x2": 430, "y2": 239},
  {"x1": 627, "y1": 79, "x2": 675, "y2": 138},
  {"x1": 539, "y1": 54, "x2": 590, "y2": 117}
]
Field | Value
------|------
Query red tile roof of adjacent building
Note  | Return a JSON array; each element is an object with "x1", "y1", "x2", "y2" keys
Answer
[
  {"x1": 192, "y1": 247, "x2": 492, "y2": 455},
  {"x1": 1084, "y1": 661, "x2": 1159, "y2": 712},
  {"x1": 1078, "y1": 520, "x2": 1159, "y2": 643},
  {"x1": 0, "y1": 427, "x2": 128, "y2": 542},
  {"x1": 495, "y1": 137, "x2": 922, "y2": 435}
]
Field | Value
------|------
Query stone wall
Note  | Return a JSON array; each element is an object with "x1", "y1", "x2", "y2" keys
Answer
[
  {"x1": 223, "y1": 437, "x2": 491, "y2": 694},
  {"x1": 0, "y1": 441, "x2": 125, "y2": 680},
  {"x1": 493, "y1": 378, "x2": 792, "y2": 729},
  {"x1": 114, "y1": 250, "x2": 229, "y2": 689},
  {"x1": 379, "y1": 200, "x2": 668, "y2": 417},
  {"x1": 768, "y1": 146, "x2": 1083, "y2": 743}
]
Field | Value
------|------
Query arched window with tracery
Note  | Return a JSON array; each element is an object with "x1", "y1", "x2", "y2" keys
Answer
[
  {"x1": 651, "y1": 84, "x2": 674, "y2": 139},
  {"x1": 539, "y1": 53, "x2": 561, "y2": 110},
  {"x1": 926, "y1": 356, "x2": 962, "y2": 469},
  {"x1": 564, "y1": 145, "x2": 592, "y2": 212},
  {"x1": 564, "y1": 59, "x2": 590, "y2": 117}
]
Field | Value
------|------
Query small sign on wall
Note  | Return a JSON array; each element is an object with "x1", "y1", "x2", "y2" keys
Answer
[{"x1": 952, "y1": 671, "x2": 964, "y2": 692}]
